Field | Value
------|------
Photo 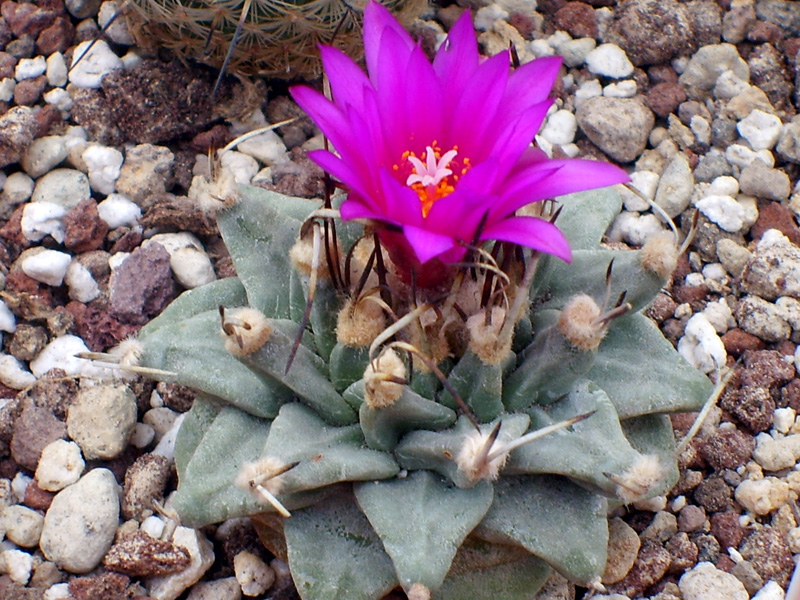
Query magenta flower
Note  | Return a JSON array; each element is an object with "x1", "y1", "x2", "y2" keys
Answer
[{"x1": 290, "y1": 2, "x2": 628, "y2": 285}]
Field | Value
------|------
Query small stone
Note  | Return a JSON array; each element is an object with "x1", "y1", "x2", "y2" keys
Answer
[
  {"x1": 20, "y1": 135, "x2": 67, "y2": 178},
  {"x1": 66, "y1": 383, "x2": 137, "y2": 460},
  {"x1": 68, "y1": 40, "x2": 123, "y2": 88},
  {"x1": 31, "y1": 168, "x2": 91, "y2": 209},
  {"x1": 737, "y1": 109, "x2": 783, "y2": 151},
  {"x1": 186, "y1": 578, "x2": 242, "y2": 600},
  {"x1": 698, "y1": 426, "x2": 755, "y2": 470},
  {"x1": 605, "y1": 0, "x2": 692, "y2": 66},
  {"x1": 693, "y1": 475, "x2": 732, "y2": 512},
  {"x1": 2, "y1": 504, "x2": 44, "y2": 547},
  {"x1": 109, "y1": 242, "x2": 177, "y2": 325},
  {"x1": 82, "y1": 144, "x2": 123, "y2": 194},
  {"x1": 646, "y1": 81, "x2": 687, "y2": 118},
  {"x1": 679, "y1": 43, "x2": 750, "y2": 99},
  {"x1": 602, "y1": 517, "x2": 640, "y2": 585},
  {"x1": 576, "y1": 96, "x2": 654, "y2": 163},
  {"x1": 641, "y1": 511, "x2": 678, "y2": 543},
  {"x1": 121, "y1": 453, "x2": 172, "y2": 521},
  {"x1": 677, "y1": 313, "x2": 726, "y2": 373},
  {"x1": 20, "y1": 248, "x2": 71, "y2": 287},
  {"x1": 585, "y1": 43, "x2": 634, "y2": 78},
  {"x1": 146, "y1": 526, "x2": 215, "y2": 600},
  {"x1": 777, "y1": 118, "x2": 800, "y2": 164},
  {"x1": 710, "y1": 511, "x2": 744, "y2": 550},
  {"x1": 666, "y1": 531, "x2": 698, "y2": 574},
  {"x1": 607, "y1": 540, "x2": 671, "y2": 597},
  {"x1": 0, "y1": 106, "x2": 37, "y2": 169},
  {"x1": 739, "y1": 526, "x2": 794, "y2": 588},
  {"x1": 10, "y1": 400, "x2": 67, "y2": 471},
  {"x1": 63, "y1": 199, "x2": 108, "y2": 253},
  {"x1": 735, "y1": 477, "x2": 790, "y2": 515},
  {"x1": 735, "y1": 296, "x2": 791, "y2": 342},
  {"x1": 742, "y1": 230, "x2": 800, "y2": 300},
  {"x1": 753, "y1": 433, "x2": 800, "y2": 471},
  {"x1": 104, "y1": 530, "x2": 191, "y2": 577},
  {"x1": 68, "y1": 572, "x2": 130, "y2": 600},
  {"x1": 40, "y1": 468, "x2": 120, "y2": 574},
  {"x1": 1, "y1": 548, "x2": 34, "y2": 585},
  {"x1": 35, "y1": 439, "x2": 84, "y2": 491},
  {"x1": 654, "y1": 153, "x2": 693, "y2": 218},
  {"x1": 65, "y1": 260, "x2": 100, "y2": 303},
  {"x1": 677, "y1": 504, "x2": 706, "y2": 532},
  {"x1": 234, "y1": 550, "x2": 274, "y2": 597},
  {"x1": 679, "y1": 561, "x2": 748, "y2": 600},
  {"x1": 115, "y1": 143, "x2": 174, "y2": 207},
  {"x1": 97, "y1": 194, "x2": 141, "y2": 228},
  {"x1": 739, "y1": 161, "x2": 791, "y2": 202}
]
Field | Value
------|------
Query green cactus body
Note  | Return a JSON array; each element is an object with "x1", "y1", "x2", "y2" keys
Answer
[{"x1": 136, "y1": 184, "x2": 713, "y2": 599}]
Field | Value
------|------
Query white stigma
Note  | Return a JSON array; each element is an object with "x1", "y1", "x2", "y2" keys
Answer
[{"x1": 406, "y1": 146, "x2": 457, "y2": 187}]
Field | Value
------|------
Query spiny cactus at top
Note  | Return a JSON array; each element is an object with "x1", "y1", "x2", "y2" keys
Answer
[
  {"x1": 128, "y1": 4, "x2": 713, "y2": 599},
  {"x1": 124, "y1": 0, "x2": 426, "y2": 78}
]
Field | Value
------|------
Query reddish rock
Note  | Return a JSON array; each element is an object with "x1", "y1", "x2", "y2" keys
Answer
[
  {"x1": 721, "y1": 386, "x2": 775, "y2": 433},
  {"x1": 9, "y1": 399, "x2": 67, "y2": 471},
  {"x1": 672, "y1": 469, "x2": 704, "y2": 495},
  {"x1": 693, "y1": 476, "x2": 732, "y2": 513},
  {"x1": 605, "y1": 0, "x2": 692, "y2": 66},
  {"x1": 677, "y1": 504, "x2": 706, "y2": 533},
  {"x1": 33, "y1": 104, "x2": 64, "y2": 138},
  {"x1": 13, "y1": 76, "x2": 45, "y2": 106},
  {"x1": 69, "y1": 572, "x2": 131, "y2": 600},
  {"x1": 747, "y1": 21, "x2": 784, "y2": 44},
  {"x1": 35, "y1": 15, "x2": 74, "y2": 55},
  {"x1": 741, "y1": 350, "x2": 796, "y2": 389},
  {"x1": 0, "y1": 204, "x2": 31, "y2": 259},
  {"x1": 109, "y1": 228, "x2": 144, "y2": 254},
  {"x1": 554, "y1": 2, "x2": 598, "y2": 38},
  {"x1": 508, "y1": 11, "x2": 537, "y2": 39},
  {"x1": 109, "y1": 242, "x2": 176, "y2": 325},
  {"x1": 65, "y1": 300, "x2": 139, "y2": 352},
  {"x1": 646, "y1": 81, "x2": 687, "y2": 118},
  {"x1": 64, "y1": 199, "x2": 109, "y2": 253},
  {"x1": 671, "y1": 284, "x2": 709, "y2": 310},
  {"x1": 103, "y1": 530, "x2": 191, "y2": 577},
  {"x1": 739, "y1": 527, "x2": 794, "y2": 588},
  {"x1": 781, "y1": 379, "x2": 800, "y2": 412},
  {"x1": 710, "y1": 511, "x2": 744, "y2": 550},
  {"x1": 190, "y1": 124, "x2": 230, "y2": 153},
  {"x1": 666, "y1": 532, "x2": 698, "y2": 574},
  {"x1": 697, "y1": 426, "x2": 755, "y2": 470},
  {"x1": 750, "y1": 201, "x2": 800, "y2": 246},
  {"x1": 0, "y1": 1, "x2": 59, "y2": 37},
  {"x1": 721, "y1": 329, "x2": 765, "y2": 356},
  {"x1": 648, "y1": 63, "x2": 679, "y2": 84},
  {"x1": 607, "y1": 540, "x2": 672, "y2": 597},
  {"x1": 23, "y1": 479, "x2": 54, "y2": 510}
]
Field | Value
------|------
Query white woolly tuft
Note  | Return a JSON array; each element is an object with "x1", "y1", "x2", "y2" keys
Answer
[
  {"x1": 456, "y1": 429, "x2": 508, "y2": 483},
  {"x1": 613, "y1": 454, "x2": 665, "y2": 504}
]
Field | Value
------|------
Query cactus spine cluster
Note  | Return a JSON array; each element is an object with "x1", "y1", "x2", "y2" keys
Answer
[
  {"x1": 124, "y1": 0, "x2": 426, "y2": 78},
  {"x1": 134, "y1": 183, "x2": 712, "y2": 600}
]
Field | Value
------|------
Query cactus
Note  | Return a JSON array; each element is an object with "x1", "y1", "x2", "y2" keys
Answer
[
  {"x1": 132, "y1": 182, "x2": 713, "y2": 600},
  {"x1": 124, "y1": 0, "x2": 426, "y2": 78}
]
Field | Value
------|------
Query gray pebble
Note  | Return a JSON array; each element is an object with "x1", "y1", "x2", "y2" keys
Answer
[
  {"x1": 679, "y1": 44, "x2": 750, "y2": 99},
  {"x1": 655, "y1": 154, "x2": 694, "y2": 218},
  {"x1": 30, "y1": 168, "x2": 91, "y2": 210},
  {"x1": 693, "y1": 149, "x2": 733, "y2": 182},
  {"x1": 576, "y1": 96, "x2": 654, "y2": 163},
  {"x1": 1, "y1": 504, "x2": 44, "y2": 548},
  {"x1": 735, "y1": 295, "x2": 791, "y2": 342},
  {"x1": 66, "y1": 383, "x2": 137, "y2": 460},
  {"x1": 20, "y1": 136, "x2": 68, "y2": 179},
  {"x1": 742, "y1": 230, "x2": 800, "y2": 300},
  {"x1": 776, "y1": 117, "x2": 800, "y2": 164},
  {"x1": 39, "y1": 468, "x2": 120, "y2": 574},
  {"x1": 739, "y1": 161, "x2": 791, "y2": 201}
]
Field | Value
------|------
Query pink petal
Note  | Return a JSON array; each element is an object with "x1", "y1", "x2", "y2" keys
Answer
[
  {"x1": 306, "y1": 149, "x2": 375, "y2": 203},
  {"x1": 289, "y1": 86, "x2": 361, "y2": 166},
  {"x1": 340, "y1": 198, "x2": 389, "y2": 222},
  {"x1": 433, "y1": 11, "x2": 479, "y2": 101},
  {"x1": 403, "y1": 225, "x2": 458, "y2": 264},
  {"x1": 364, "y1": 1, "x2": 416, "y2": 84},
  {"x1": 377, "y1": 169, "x2": 424, "y2": 226},
  {"x1": 488, "y1": 98, "x2": 553, "y2": 172},
  {"x1": 480, "y1": 216, "x2": 572, "y2": 262},
  {"x1": 503, "y1": 56, "x2": 563, "y2": 112},
  {"x1": 403, "y1": 45, "x2": 444, "y2": 145},
  {"x1": 319, "y1": 45, "x2": 371, "y2": 112}
]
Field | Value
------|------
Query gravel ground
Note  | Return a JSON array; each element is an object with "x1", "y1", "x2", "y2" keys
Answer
[{"x1": 0, "y1": 0, "x2": 799, "y2": 599}]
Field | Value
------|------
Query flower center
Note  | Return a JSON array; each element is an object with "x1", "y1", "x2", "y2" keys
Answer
[{"x1": 395, "y1": 143, "x2": 470, "y2": 218}]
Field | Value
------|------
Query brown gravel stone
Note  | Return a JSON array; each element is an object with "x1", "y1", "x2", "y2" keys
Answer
[
  {"x1": 508, "y1": 11, "x2": 537, "y2": 39},
  {"x1": 749, "y1": 201, "x2": 800, "y2": 246},
  {"x1": 63, "y1": 199, "x2": 109, "y2": 253},
  {"x1": 739, "y1": 526, "x2": 794, "y2": 587},
  {"x1": 748, "y1": 21, "x2": 785, "y2": 43},
  {"x1": 10, "y1": 399, "x2": 66, "y2": 471},
  {"x1": 721, "y1": 386, "x2": 775, "y2": 433},
  {"x1": 0, "y1": 106, "x2": 37, "y2": 169},
  {"x1": 35, "y1": 15, "x2": 74, "y2": 55},
  {"x1": 33, "y1": 104, "x2": 63, "y2": 138},
  {"x1": 731, "y1": 559, "x2": 764, "y2": 595},
  {"x1": 0, "y1": 52, "x2": 17, "y2": 79},
  {"x1": 781, "y1": 379, "x2": 800, "y2": 411},
  {"x1": 259, "y1": 147, "x2": 325, "y2": 199},
  {"x1": 710, "y1": 511, "x2": 744, "y2": 550},
  {"x1": 721, "y1": 329, "x2": 765, "y2": 356},
  {"x1": 605, "y1": 0, "x2": 692, "y2": 66},
  {"x1": 677, "y1": 504, "x2": 706, "y2": 533},
  {"x1": 7, "y1": 323, "x2": 48, "y2": 362},
  {"x1": 645, "y1": 293, "x2": 677, "y2": 323},
  {"x1": 607, "y1": 540, "x2": 672, "y2": 597},
  {"x1": 155, "y1": 382, "x2": 195, "y2": 413},
  {"x1": 697, "y1": 426, "x2": 755, "y2": 470},
  {"x1": 189, "y1": 124, "x2": 230, "y2": 153},
  {"x1": 666, "y1": 532, "x2": 698, "y2": 574},
  {"x1": 646, "y1": 81, "x2": 687, "y2": 118},
  {"x1": 602, "y1": 517, "x2": 641, "y2": 585},
  {"x1": 103, "y1": 530, "x2": 191, "y2": 577},
  {"x1": 672, "y1": 469, "x2": 704, "y2": 495},
  {"x1": 109, "y1": 242, "x2": 177, "y2": 325},
  {"x1": 553, "y1": 2, "x2": 598, "y2": 38},
  {"x1": 0, "y1": 1, "x2": 58, "y2": 37},
  {"x1": 693, "y1": 475, "x2": 732, "y2": 512},
  {"x1": 121, "y1": 453, "x2": 173, "y2": 521},
  {"x1": 63, "y1": 300, "x2": 138, "y2": 352},
  {"x1": 69, "y1": 572, "x2": 131, "y2": 600},
  {"x1": 693, "y1": 532, "x2": 721, "y2": 562},
  {"x1": 139, "y1": 194, "x2": 218, "y2": 238},
  {"x1": 23, "y1": 479, "x2": 54, "y2": 510},
  {"x1": 24, "y1": 369, "x2": 77, "y2": 419},
  {"x1": 742, "y1": 350, "x2": 795, "y2": 389},
  {"x1": 671, "y1": 284, "x2": 709, "y2": 310}
]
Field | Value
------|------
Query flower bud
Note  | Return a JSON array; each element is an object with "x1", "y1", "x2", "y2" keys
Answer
[
  {"x1": 467, "y1": 306, "x2": 512, "y2": 366},
  {"x1": 336, "y1": 297, "x2": 386, "y2": 347},
  {"x1": 557, "y1": 294, "x2": 605, "y2": 352},
  {"x1": 221, "y1": 307, "x2": 273, "y2": 356},
  {"x1": 363, "y1": 349, "x2": 406, "y2": 409},
  {"x1": 640, "y1": 231, "x2": 678, "y2": 280}
]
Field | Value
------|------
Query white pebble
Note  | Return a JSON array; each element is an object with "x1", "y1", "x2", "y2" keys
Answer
[
  {"x1": 474, "y1": 3, "x2": 509, "y2": 30},
  {"x1": 752, "y1": 581, "x2": 785, "y2": 600},
  {"x1": 737, "y1": 109, "x2": 783, "y2": 151},
  {"x1": 141, "y1": 515, "x2": 166, "y2": 538},
  {"x1": 2, "y1": 549, "x2": 33, "y2": 585},
  {"x1": 234, "y1": 550, "x2": 275, "y2": 597},
  {"x1": 529, "y1": 39, "x2": 555, "y2": 58},
  {"x1": 603, "y1": 80, "x2": 637, "y2": 98},
  {"x1": 44, "y1": 583, "x2": 71, "y2": 600},
  {"x1": 237, "y1": 130, "x2": 289, "y2": 166},
  {"x1": 540, "y1": 109, "x2": 577, "y2": 146},
  {"x1": 725, "y1": 144, "x2": 775, "y2": 169},
  {"x1": 0, "y1": 301, "x2": 15, "y2": 334},
  {"x1": 680, "y1": 561, "x2": 748, "y2": 600},
  {"x1": 130, "y1": 422, "x2": 156, "y2": 449},
  {"x1": 11, "y1": 472, "x2": 31, "y2": 503},
  {"x1": 671, "y1": 495, "x2": 687, "y2": 512},
  {"x1": 0, "y1": 78, "x2": 14, "y2": 102},
  {"x1": 678, "y1": 313, "x2": 727, "y2": 373},
  {"x1": 146, "y1": 231, "x2": 203, "y2": 255},
  {"x1": 43, "y1": 88, "x2": 73, "y2": 112},
  {"x1": 15, "y1": 56, "x2": 46, "y2": 81},
  {"x1": 708, "y1": 175, "x2": 739, "y2": 197},
  {"x1": 608, "y1": 211, "x2": 664, "y2": 246},
  {"x1": 30, "y1": 335, "x2": 103, "y2": 378},
  {"x1": 98, "y1": 1, "x2": 135, "y2": 45},
  {"x1": 702, "y1": 263, "x2": 728, "y2": 284},
  {"x1": 0, "y1": 354, "x2": 36, "y2": 389},
  {"x1": 734, "y1": 477, "x2": 789, "y2": 515},
  {"x1": 97, "y1": 193, "x2": 141, "y2": 228},
  {"x1": 31, "y1": 168, "x2": 91, "y2": 209},
  {"x1": 695, "y1": 195, "x2": 746, "y2": 233},
  {"x1": 46, "y1": 53, "x2": 68, "y2": 87},
  {"x1": 171, "y1": 246, "x2": 216, "y2": 289},
  {"x1": 21, "y1": 202, "x2": 66, "y2": 243},
  {"x1": 2, "y1": 171, "x2": 34, "y2": 205},
  {"x1": 147, "y1": 526, "x2": 215, "y2": 600},
  {"x1": 2, "y1": 504, "x2": 44, "y2": 548},
  {"x1": 219, "y1": 151, "x2": 259, "y2": 185},
  {"x1": 619, "y1": 171, "x2": 659, "y2": 212},
  {"x1": 65, "y1": 261, "x2": 100, "y2": 303},
  {"x1": 35, "y1": 440, "x2": 85, "y2": 492},
  {"x1": 21, "y1": 135, "x2": 68, "y2": 178},
  {"x1": 774, "y1": 408, "x2": 796, "y2": 435},
  {"x1": 558, "y1": 37, "x2": 596, "y2": 67},
  {"x1": 685, "y1": 272, "x2": 705, "y2": 287},
  {"x1": 585, "y1": 43, "x2": 634, "y2": 79},
  {"x1": 690, "y1": 115, "x2": 711, "y2": 145},
  {"x1": 82, "y1": 144, "x2": 123, "y2": 195},
  {"x1": 21, "y1": 249, "x2": 72, "y2": 286},
  {"x1": 702, "y1": 298, "x2": 734, "y2": 334},
  {"x1": 69, "y1": 40, "x2": 124, "y2": 89},
  {"x1": 574, "y1": 78, "x2": 603, "y2": 108},
  {"x1": 152, "y1": 413, "x2": 186, "y2": 460}
]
